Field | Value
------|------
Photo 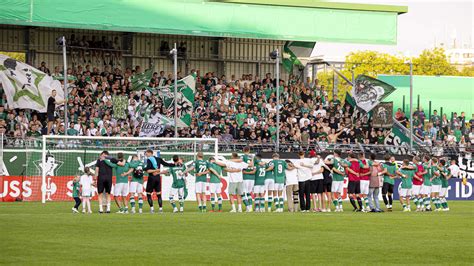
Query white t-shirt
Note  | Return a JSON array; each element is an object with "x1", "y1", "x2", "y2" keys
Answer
[
  {"x1": 296, "y1": 158, "x2": 314, "y2": 182},
  {"x1": 448, "y1": 164, "x2": 460, "y2": 178},
  {"x1": 225, "y1": 161, "x2": 249, "y2": 183},
  {"x1": 80, "y1": 174, "x2": 93, "y2": 192},
  {"x1": 285, "y1": 168, "x2": 298, "y2": 185},
  {"x1": 311, "y1": 159, "x2": 325, "y2": 180}
]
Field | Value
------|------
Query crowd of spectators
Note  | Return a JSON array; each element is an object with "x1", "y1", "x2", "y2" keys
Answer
[{"x1": 0, "y1": 62, "x2": 473, "y2": 153}]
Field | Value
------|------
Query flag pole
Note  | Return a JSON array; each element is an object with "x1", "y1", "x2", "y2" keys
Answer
[
  {"x1": 409, "y1": 60, "x2": 413, "y2": 151},
  {"x1": 171, "y1": 43, "x2": 178, "y2": 137},
  {"x1": 275, "y1": 49, "x2": 280, "y2": 152},
  {"x1": 62, "y1": 36, "x2": 68, "y2": 134}
]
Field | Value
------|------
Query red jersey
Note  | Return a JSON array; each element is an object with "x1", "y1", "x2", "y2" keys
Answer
[
  {"x1": 348, "y1": 159, "x2": 360, "y2": 182},
  {"x1": 413, "y1": 163, "x2": 424, "y2": 186},
  {"x1": 359, "y1": 159, "x2": 370, "y2": 181}
]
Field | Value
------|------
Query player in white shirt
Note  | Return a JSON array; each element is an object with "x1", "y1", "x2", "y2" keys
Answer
[
  {"x1": 215, "y1": 153, "x2": 248, "y2": 212},
  {"x1": 284, "y1": 160, "x2": 299, "y2": 212},
  {"x1": 295, "y1": 151, "x2": 314, "y2": 212},
  {"x1": 310, "y1": 155, "x2": 325, "y2": 212},
  {"x1": 79, "y1": 167, "x2": 94, "y2": 214}
]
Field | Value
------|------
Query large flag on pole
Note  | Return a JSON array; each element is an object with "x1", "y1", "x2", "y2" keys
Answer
[
  {"x1": 152, "y1": 74, "x2": 196, "y2": 127},
  {"x1": 351, "y1": 75, "x2": 396, "y2": 113},
  {"x1": 131, "y1": 69, "x2": 153, "y2": 91},
  {"x1": 282, "y1": 41, "x2": 315, "y2": 73},
  {"x1": 0, "y1": 54, "x2": 64, "y2": 112}
]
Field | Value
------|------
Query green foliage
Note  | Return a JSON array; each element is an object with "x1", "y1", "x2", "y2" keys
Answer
[
  {"x1": 345, "y1": 50, "x2": 409, "y2": 77},
  {"x1": 0, "y1": 51, "x2": 26, "y2": 62},
  {"x1": 412, "y1": 47, "x2": 458, "y2": 76},
  {"x1": 459, "y1": 66, "x2": 474, "y2": 77},
  {"x1": 1, "y1": 201, "x2": 472, "y2": 264}
]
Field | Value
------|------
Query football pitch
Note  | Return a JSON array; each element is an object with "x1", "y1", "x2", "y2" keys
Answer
[{"x1": 1, "y1": 201, "x2": 473, "y2": 265}]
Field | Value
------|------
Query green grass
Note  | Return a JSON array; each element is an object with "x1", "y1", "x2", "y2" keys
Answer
[{"x1": 1, "y1": 201, "x2": 473, "y2": 265}]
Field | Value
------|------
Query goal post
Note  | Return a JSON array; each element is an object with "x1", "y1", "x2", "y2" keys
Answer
[{"x1": 41, "y1": 135, "x2": 218, "y2": 203}]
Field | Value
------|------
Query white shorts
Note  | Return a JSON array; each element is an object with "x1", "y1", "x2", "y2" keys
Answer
[
  {"x1": 421, "y1": 185, "x2": 431, "y2": 195},
  {"x1": 440, "y1": 187, "x2": 449, "y2": 197},
  {"x1": 411, "y1": 185, "x2": 422, "y2": 196},
  {"x1": 274, "y1": 183, "x2": 284, "y2": 191},
  {"x1": 170, "y1": 187, "x2": 184, "y2": 198},
  {"x1": 129, "y1": 182, "x2": 143, "y2": 195},
  {"x1": 82, "y1": 189, "x2": 92, "y2": 197},
  {"x1": 253, "y1": 185, "x2": 265, "y2": 194},
  {"x1": 114, "y1": 183, "x2": 129, "y2": 197},
  {"x1": 431, "y1": 184, "x2": 441, "y2": 193},
  {"x1": 400, "y1": 188, "x2": 411, "y2": 197},
  {"x1": 265, "y1": 179, "x2": 275, "y2": 191},
  {"x1": 209, "y1": 183, "x2": 221, "y2": 194},
  {"x1": 243, "y1": 180, "x2": 255, "y2": 194},
  {"x1": 331, "y1": 181, "x2": 344, "y2": 194},
  {"x1": 195, "y1": 181, "x2": 207, "y2": 194},
  {"x1": 360, "y1": 180, "x2": 369, "y2": 195}
]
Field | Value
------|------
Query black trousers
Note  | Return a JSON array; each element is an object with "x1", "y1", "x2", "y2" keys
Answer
[
  {"x1": 73, "y1": 197, "x2": 81, "y2": 209},
  {"x1": 298, "y1": 181, "x2": 311, "y2": 211}
]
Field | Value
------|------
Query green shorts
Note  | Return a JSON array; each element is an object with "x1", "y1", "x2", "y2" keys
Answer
[{"x1": 228, "y1": 182, "x2": 243, "y2": 195}]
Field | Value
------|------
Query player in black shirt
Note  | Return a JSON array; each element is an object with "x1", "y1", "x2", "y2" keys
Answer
[
  {"x1": 46, "y1": 90, "x2": 65, "y2": 135},
  {"x1": 94, "y1": 151, "x2": 121, "y2": 213},
  {"x1": 143, "y1": 149, "x2": 175, "y2": 213}
]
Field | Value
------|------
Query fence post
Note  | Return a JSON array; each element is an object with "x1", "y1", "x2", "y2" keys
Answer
[
  {"x1": 440, "y1": 107, "x2": 443, "y2": 117},
  {"x1": 417, "y1": 94, "x2": 420, "y2": 111},
  {"x1": 402, "y1": 95, "x2": 405, "y2": 113},
  {"x1": 428, "y1": 101, "x2": 431, "y2": 120}
]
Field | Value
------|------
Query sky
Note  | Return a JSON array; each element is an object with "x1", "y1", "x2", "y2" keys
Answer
[{"x1": 312, "y1": 0, "x2": 474, "y2": 61}]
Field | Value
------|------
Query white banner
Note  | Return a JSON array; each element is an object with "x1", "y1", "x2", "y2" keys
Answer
[
  {"x1": 138, "y1": 113, "x2": 173, "y2": 137},
  {"x1": 0, "y1": 54, "x2": 64, "y2": 112}
]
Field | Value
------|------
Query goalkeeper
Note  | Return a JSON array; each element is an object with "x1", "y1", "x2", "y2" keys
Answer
[{"x1": 144, "y1": 149, "x2": 175, "y2": 213}]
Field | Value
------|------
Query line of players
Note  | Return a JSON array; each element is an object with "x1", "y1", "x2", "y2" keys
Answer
[{"x1": 71, "y1": 147, "x2": 456, "y2": 214}]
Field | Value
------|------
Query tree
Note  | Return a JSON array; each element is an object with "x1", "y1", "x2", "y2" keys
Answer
[
  {"x1": 412, "y1": 47, "x2": 458, "y2": 76},
  {"x1": 344, "y1": 50, "x2": 409, "y2": 78},
  {"x1": 0, "y1": 51, "x2": 25, "y2": 62},
  {"x1": 459, "y1": 66, "x2": 474, "y2": 77}
]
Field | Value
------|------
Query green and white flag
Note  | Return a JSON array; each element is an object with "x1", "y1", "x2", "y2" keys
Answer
[
  {"x1": 351, "y1": 75, "x2": 396, "y2": 113},
  {"x1": 153, "y1": 74, "x2": 196, "y2": 127},
  {"x1": 131, "y1": 69, "x2": 153, "y2": 91},
  {"x1": 0, "y1": 54, "x2": 64, "y2": 112},
  {"x1": 112, "y1": 95, "x2": 128, "y2": 120},
  {"x1": 282, "y1": 41, "x2": 315, "y2": 73}
]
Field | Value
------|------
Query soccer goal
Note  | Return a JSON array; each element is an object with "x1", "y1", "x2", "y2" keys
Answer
[{"x1": 40, "y1": 135, "x2": 218, "y2": 203}]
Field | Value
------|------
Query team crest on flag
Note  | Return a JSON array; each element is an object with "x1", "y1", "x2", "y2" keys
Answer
[
  {"x1": 372, "y1": 102, "x2": 393, "y2": 128},
  {"x1": 0, "y1": 54, "x2": 64, "y2": 112},
  {"x1": 351, "y1": 75, "x2": 396, "y2": 113}
]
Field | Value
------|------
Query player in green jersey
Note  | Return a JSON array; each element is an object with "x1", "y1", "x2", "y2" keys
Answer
[
  {"x1": 252, "y1": 154, "x2": 267, "y2": 212},
  {"x1": 159, "y1": 156, "x2": 186, "y2": 213},
  {"x1": 105, "y1": 153, "x2": 130, "y2": 213},
  {"x1": 264, "y1": 160, "x2": 276, "y2": 212},
  {"x1": 266, "y1": 153, "x2": 289, "y2": 213},
  {"x1": 184, "y1": 152, "x2": 210, "y2": 212},
  {"x1": 378, "y1": 155, "x2": 397, "y2": 211},
  {"x1": 331, "y1": 150, "x2": 347, "y2": 212},
  {"x1": 429, "y1": 158, "x2": 442, "y2": 211},
  {"x1": 123, "y1": 155, "x2": 145, "y2": 214},
  {"x1": 208, "y1": 157, "x2": 224, "y2": 212},
  {"x1": 242, "y1": 146, "x2": 255, "y2": 212},
  {"x1": 421, "y1": 156, "x2": 433, "y2": 211},
  {"x1": 438, "y1": 159, "x2": 452, "y2": 211},
  {"x1": 396, "y1": 159, "x2": 415, "y2": 212}
]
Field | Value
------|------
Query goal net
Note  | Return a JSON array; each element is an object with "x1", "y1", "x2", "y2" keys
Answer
[{"x1": 38, "y1": 136, "x2": 218, "y2": 203}]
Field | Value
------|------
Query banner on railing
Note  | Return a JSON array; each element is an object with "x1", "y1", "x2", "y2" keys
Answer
[{"x1": 372, "y1": 102, "x2": 393, "y2": 128}]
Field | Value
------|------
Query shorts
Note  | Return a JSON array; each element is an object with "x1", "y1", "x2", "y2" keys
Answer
[
  {"x1": 243, "y1": 180, "x2": 255, "y2": 194},
  {"x1": 360, "y1": 180, "x2": 369, "y2": 195},
  {"x1": 209, "y1": 183, "x2": 221, "y2": 194},
  {"x1": 421, "y1": 185, "x2": 431, "y2": 195},
  {"x1": 439, "y1": 186, "x2": 449, "y2": 197},
  {"x1": 274, "y1": 182, "x2": 284, "y2": 191},
  {"x1": 47, "y1": 113, "x2": 55, "y2": 122},
  {"x1": 431, "y1": 184, "x2": 441, "y2": 193},
  {"x1": 310, "y1": 179, "x2": 324, "y2": 194},
  {"x1": 129, "y1": 182, "x2": 144, "y2": 194},
  {"x1": 331, "y1": 181, "x2": 344, "y2": 194},
  {"x1": 253, "y1": 185, "x2": 265, "y2": 194},
  {"x1": 170, "y1": 187, "x2": 184, "y2": 198},
  {"x1": 400, "y1": 188, "x2": 411, "y2": 197},
  {"x1": 97, "y1": 177, "x2": 112, "y2": 194},
  {"x1": 411, "y1": 185, "x2": 422, "y2": 196},
  {"x1": 382, "y1": 182, "x2": 394, "y2": 194},
  {"x1": 114, "y1": 183, "x2": 129, "y2": 196},
  {"x1": 195, "y1": 181, "x2": 207, "y2": 194},
  {"x1": 229, "y1": 182, "x2": 243, "y2": 195},
  {"x1": 146, "y1": 176, "x2": 161, "y2": 194},
  {"x1": 348, "y1": 181, "x2": 361, "y2": 194},
  {"x1": 323, "y1": 181, "x2": 332, "y2": 193},
  {"x1": 81, "y1": 188, "x2": 92, "y2": 197},
  {"x1": 264, "y1": 179, "x2": 275, "y2": 191}
]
